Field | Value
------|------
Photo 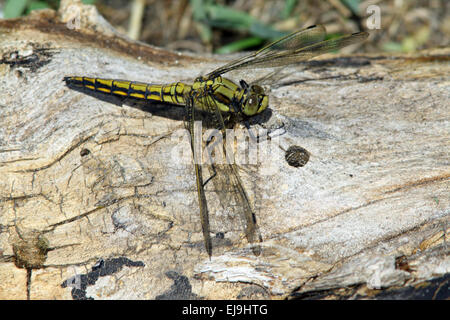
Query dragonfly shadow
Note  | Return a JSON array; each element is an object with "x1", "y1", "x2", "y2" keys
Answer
[
  {"x1": 66, "y1": 84, "x2": 273, "y2": 126},
  {"x1": 66, "y1": 85, "x2": 186, "y2": 122},
  {"x1": 268, "y1": 57, "x2": 371, "y2": 88}
]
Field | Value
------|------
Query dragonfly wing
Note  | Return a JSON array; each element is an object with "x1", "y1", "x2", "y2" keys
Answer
[
  {"x1": 185, "y1": 94, "x2": 212, "y2": 257},
  {"x1": 199, "y1": 92, "x2": 262, "y2": 255},
  {"x1": 207, "y1": 25, "x2": 327, "y2": 77},
  {"x1": 242, "y1": 31, "x2": 369, "y2": 69},
  {"x1": 207, "y1": 26, "x2": 368, "y2": 77}
]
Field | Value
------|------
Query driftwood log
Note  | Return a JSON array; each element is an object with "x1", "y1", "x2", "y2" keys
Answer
[{"x1": 0, "y1": 1, "x2": 448, "y2": 300}]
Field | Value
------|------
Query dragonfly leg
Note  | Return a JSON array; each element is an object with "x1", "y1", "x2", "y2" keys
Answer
[
  {"x1": 203, "y1": 136, "x2": 218, "y2": 187},
  {"x1": 244, "y1": 120, "x2": 286, "y2": 143}
]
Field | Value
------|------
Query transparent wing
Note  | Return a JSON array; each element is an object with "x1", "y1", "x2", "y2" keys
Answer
[
  {"x1": 208, "y1": 25, "x2": 326, "y2": 77},
  {"x1": 198, "y1": 92, "x2": 262, "y2": 255},
  {"x1": 207, "y1": 25, "x2": 368, "y2": 77}
]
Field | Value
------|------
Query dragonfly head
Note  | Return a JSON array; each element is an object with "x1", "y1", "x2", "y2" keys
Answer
[{"x1": 239, "y1": 80, "x2": 269, "y2": 116}]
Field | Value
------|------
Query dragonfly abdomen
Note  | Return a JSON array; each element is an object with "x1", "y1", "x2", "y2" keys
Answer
[{"x1": 64, "y1": 76, "x2": 190, "y2": 105}]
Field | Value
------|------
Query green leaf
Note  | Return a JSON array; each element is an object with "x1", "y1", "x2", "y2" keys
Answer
[
  {"x1": 205, "y1": 4, "x2": 254, "y2": 29},
  {"x1": 382, "y1": 41, "x2": 403, "y2": 52},
  {"x1": 215, "y1": 37, "x2": 264, "y2": 54},
  {"x1": 82, "y1": 0, "x2": 98, "y2": 4},
  {"x1": 340, "y1": 0, "x2": 361, "y2": 14},
  {"x1": 4, "y1": 0, "x2": 29, "y2": 18},
  {"x1": 191, "y1": 1, "x2": 286, "y2": 48},
  {"x1": 203, "y1": 4, "x2": 285, "y2": 40},
  {"x1": 190, "y1": 0, "x2": 214, "y2": 21},
  {"x1": 282, "y1": 0, "x2": 298, "y2": 19},
  {"x1": 249, "y1": 21, "x2": 286, "y2": 40},
  {"x1": 26, "y1": 1, "x2": 51, "y2": 15}
]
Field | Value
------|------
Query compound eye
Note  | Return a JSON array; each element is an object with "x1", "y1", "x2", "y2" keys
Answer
[
  {"x1": 251, "y1": 85, "x2": 264, "y2": 94},
  {"x1": 248, "y1": 95, "x2": 258, "y2": 107},
  {"x1": 243, "y1": 94, "x2": 259, "y2": 116}
]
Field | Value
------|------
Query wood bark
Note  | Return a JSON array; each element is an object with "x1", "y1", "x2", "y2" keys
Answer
[{"x1": 0, "y1": 1, "x2": 448, "y2": 299}]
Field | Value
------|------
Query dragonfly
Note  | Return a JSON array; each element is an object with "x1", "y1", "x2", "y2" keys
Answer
[{"x1": 64, "y1": 25, "x2": 368, "y2": 257}]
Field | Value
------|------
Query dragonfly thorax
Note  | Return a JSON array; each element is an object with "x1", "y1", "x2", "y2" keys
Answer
[{"x1": 192, "y1": 76, "x2": 268, "y2": 116}]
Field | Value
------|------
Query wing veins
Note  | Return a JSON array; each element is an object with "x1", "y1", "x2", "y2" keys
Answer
[
  {"x1": 207, "y1": 25, "x2": 327, "y2": 77},
  {"x1": 208, "y1": 26, "x2": 368, "y2": 77},
  {"x1": 200, "y1": 90, "x2": 262, "y2": 253}
]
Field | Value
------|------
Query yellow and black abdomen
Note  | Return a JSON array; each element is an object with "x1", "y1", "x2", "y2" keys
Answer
[{"x1": 64, "y1": 76, "x2": 190, "y2": 106}]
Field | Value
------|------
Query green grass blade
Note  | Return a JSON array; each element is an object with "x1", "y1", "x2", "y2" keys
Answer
[
  {"x1": 4, "y1": 0, "x2": 28, "y2": 18},
  {"x1": 26, "y1": 1, "x2": 50, "y2": 15},
  {"x1": 215, "y1": 37, "x2": 264, "y2": 54}
]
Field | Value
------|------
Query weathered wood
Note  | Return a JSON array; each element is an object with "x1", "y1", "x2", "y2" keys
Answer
[{"x1": 0, "y1": 1, "x2": 448, "y2": 299}]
